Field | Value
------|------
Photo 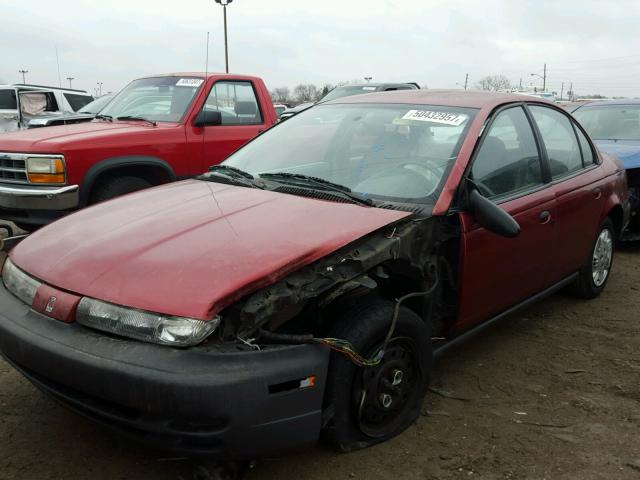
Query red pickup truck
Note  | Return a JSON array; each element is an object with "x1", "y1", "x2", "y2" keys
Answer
[{"x1": 0, "y1": 73, "x2": 277, "y2": 230}]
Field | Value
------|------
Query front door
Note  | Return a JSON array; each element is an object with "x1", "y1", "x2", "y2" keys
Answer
[
  {"x1": 456, "y1": 105, "x2": 556, "y2": 332},
  {"x1": 187, "y1": 80, "x2": 267, "y2": 172}
]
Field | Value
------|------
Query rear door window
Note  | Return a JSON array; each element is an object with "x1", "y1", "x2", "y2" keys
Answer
[
  {"x1": 529, "y1": 105, "x2": 582, "y2": 178},
  {"x1": 471, "y1": 106, "x2": 544, "y2": 201},
  {"x1": 0, "y1": 90, "x2": 17, "y2": 110}
]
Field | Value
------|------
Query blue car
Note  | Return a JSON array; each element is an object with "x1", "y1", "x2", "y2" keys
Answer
[{"x1": 573, "y1": 100, "x2": 640, "y2": 238}]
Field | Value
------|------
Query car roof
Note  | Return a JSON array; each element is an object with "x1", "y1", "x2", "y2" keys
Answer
[
  {"x1": 142, "y1": 72, "x2": 262, "y2": 81},
  {"x1": 326, "y1": 89, "x2": 556, "y2": 109},
  {"x1": 574, "y1": 99, "x2": 640, "y2": 108}
]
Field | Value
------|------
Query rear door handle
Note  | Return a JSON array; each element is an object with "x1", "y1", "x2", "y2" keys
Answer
[
  {"x1": 539, "y1": 210, "x2": 551, "y2": 224},
  {"x1": 592, "y1": 187, "x2": 602, "y2": 199}
]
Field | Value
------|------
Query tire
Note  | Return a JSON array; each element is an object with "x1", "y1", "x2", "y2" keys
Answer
[
  {"x1": 90, "y1": 176, "x2": 152, "y2": 204},
  {"x1": 572, "y1": 217, "x2": 615, "y2": 299},
  {"x1": 321, "y1": 299, "x2": 432, "y2": 452}
]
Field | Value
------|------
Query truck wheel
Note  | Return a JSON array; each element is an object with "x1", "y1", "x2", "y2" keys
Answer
[
  {"x1": 322, "y1": 299, "x2": 432, "y2": 452},
  {"x1": 91, "y1": 176, "x2": 151, "y2": 204},
  {"x1": 572, "y1": 217, "x2": 615, "y2": 299}
]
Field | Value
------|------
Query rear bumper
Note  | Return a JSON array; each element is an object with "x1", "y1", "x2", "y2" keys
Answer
[{"x1": 0, "y1": 283, "x2": 329, "y2": 458}]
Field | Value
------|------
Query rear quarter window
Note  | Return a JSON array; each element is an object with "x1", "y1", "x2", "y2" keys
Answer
[
  {"x1": 64, "y1": 93, "x2": 94, "y2": 112},
  {"x1": 0, "y1": 90, "x2": 17, "y2": 110}
]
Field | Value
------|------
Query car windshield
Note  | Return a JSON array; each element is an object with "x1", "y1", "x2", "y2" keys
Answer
[
  {"x1": 219, "y1": 103, "x2": 476, "y2": 203},
  {"x1": 320, "y1": 86, "x2": 381, "y2": 103},
  {"x1": 79, "y1": 94, "x2": 114, "y2": 114},
  {"x1": 100, "y1": 76, "x2": 204, "y2": 122},
  {"x1": 573, "y1": 105, "x2": 640, "y2": 141}
]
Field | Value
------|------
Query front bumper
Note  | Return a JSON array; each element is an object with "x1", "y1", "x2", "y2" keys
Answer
[
  {"x1": 0, "y1": 184, "x2": 79, "y2": 210},
  {"x1": 0, "y1": 283, "x2": 329, "y2": 458}
]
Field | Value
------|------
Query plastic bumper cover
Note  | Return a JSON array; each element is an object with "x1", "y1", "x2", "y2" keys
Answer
[{"x1": 0, "y1": 283, "x2": 329, "y2": 458}]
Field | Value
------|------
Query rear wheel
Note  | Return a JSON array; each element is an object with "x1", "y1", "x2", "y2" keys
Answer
[
  {"x1": 91, "y1": 176, "x2": 151, "y2": 204},
  {"x1": 572, "y1": 217, "x2": 615, "y2": 299},
  {"x1": 322, "y1": 299, "x2": 432, "y2": 452}
]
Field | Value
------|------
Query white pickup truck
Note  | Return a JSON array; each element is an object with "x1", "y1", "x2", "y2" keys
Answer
[{"x1": 0, "y1": 85, "x2": 93, "y2": 133}]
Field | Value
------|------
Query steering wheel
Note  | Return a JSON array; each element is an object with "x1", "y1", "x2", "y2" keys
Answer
[{"x1": 474, "y1": 180, "x2": 496, "y2": 198}]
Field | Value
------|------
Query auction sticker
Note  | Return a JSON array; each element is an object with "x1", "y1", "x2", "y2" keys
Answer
[
  {"x1": 176, "y1": 78, "x2": 204, "y2": 87},
  {"x1": 402, "y1": 110, "x2": 467, "y2": 126}
]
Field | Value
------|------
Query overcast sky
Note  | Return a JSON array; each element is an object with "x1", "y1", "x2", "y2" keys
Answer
[{"x1": 1, "y1": 0, "x2": 640, "y2": 98}]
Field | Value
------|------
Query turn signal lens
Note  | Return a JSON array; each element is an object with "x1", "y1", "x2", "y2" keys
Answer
[{"x1": 26, "y1": 156, "x2": 65, "y2": 184}]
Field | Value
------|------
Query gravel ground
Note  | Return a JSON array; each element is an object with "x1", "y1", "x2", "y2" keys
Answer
[{"x1": 1, "y1": 241, "x2": 639, "y2": 480}]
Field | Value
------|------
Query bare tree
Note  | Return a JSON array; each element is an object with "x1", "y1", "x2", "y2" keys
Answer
[
  {"x1": 270, "y1": 87, "x2": 291, "y2": 104},
  {"x1": 293, "y1": 84, "x2": 319, "y2": 103},
  {"x1": 318, "y1": 83, "x2": 335, "y2": 100},
  {"x1": 475, "y1": 75, "x2": 512, "y2": 92}
]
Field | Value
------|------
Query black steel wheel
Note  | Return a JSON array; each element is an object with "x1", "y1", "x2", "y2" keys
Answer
[{"x1": 322, "y1": 299, "x2": 432, "y2": 452}]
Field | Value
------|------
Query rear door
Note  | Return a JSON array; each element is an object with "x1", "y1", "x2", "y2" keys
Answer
[
  {"x1": 188, "y1": 80, "x2": 268, "y2": 172},
  {"x1": 456, "y1": 105, "x2": 556, "y2": 332},
  {"x1": 527, "y1": 104, "x2": 606, "y2": 282}
]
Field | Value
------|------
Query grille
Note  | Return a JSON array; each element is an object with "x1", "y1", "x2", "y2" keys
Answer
[{"x1": 0, "y1": 155, "x2": 28, "y2": 184}]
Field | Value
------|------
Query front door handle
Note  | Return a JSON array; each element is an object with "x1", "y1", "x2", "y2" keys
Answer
[
  {"x1": 592, "y1": 187, "x2": 602, "y2": 199},
  {"x1": 539, "y1": 210, "x2": 551, "y2": 224}
]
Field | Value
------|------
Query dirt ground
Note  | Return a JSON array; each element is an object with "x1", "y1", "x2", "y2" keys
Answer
[{"x1": 1, "y1": 233, "x2": 639, "y2": 479}]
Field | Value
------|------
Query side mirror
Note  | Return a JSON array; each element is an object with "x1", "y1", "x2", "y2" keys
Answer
[
  {"x1": 468, "y1": 188, "x2": 520, "y2": 238},
  {"x1": 193, "y1": 110, "x2": 222, "y2": 127}
]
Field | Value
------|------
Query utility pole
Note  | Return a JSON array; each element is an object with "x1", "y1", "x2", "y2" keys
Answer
[
  {"x1": 463, "y1": 73, "x2": 469, "y2": 90},
  {"x1": 568, "y1": 82, "x2": 573, "y2": 101},
  {"x1": 519, "y1": 78, "x2": 522, "y2": 89},
  {"x1": 18, "y1": 69, "x2": 28, "y2": 84},
  {"x1": 364, "y1": 76, "x2": 372, "y2": 83},
  {"x1": 66, "y1": 77, "x2": 74, "y2": 89},
  {"x1": 560, "y1": 82, "x2": 564, "y2": 101},
  {"x1": 214, "y1": 0, "x2": 234, "y2": 73},
  {"x1": 543, "y1": 63, "x2": 547, "y2": 92}
]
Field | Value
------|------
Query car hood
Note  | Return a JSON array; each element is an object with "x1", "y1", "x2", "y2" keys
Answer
[
  {"x1": 594, "y1": 140, "x2": 640, "y2": 170},
  {"x1": 0, "y1": 120, "x2": 173, "y2": 152},
  {"x1": 10, "y1": 180, "x2": 411, "y2": 320}
]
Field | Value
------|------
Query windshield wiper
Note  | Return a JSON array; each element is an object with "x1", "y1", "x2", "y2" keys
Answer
[
  {"x1": 116, "y1": 115, "x2": 157, "y2": 126},
  {"x1": 94, "y1": 114, "x2": 112, "y2": 122},
  {"x1": 208, "y1": 165, "x2": 255, "y2": 179},
  {"x1": 259, "y1": 172, "x2": 373, "y2": 206},
  {"x1": 201, "y1": 165, "x2": 264, "y2": 189}
]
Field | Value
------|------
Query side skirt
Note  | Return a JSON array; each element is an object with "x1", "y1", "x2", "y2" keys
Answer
[{"x1": 433, "y1": 272, "x2": 579, "y2": 359}]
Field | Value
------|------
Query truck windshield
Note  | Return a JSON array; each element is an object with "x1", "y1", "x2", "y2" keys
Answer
[
  {"x1": 573, "y1": 105, "x2": 640, "y2": 141},
  {"x1": 0, "y1": 89, "x2": 17, "y2": 110},
  {"x1": 221, "y1": 103, "x2": 477, "y2": 203},
  {"x1": 100, "y1": 76, "x2": 204, "y2": 122}
]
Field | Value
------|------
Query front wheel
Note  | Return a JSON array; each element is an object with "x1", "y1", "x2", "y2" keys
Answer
[
  {"x1": 322, "y1": 299, "x2": 432, "y2": 452},
  {"x1": 572, "y1": 217, "x2": 615, "y2": 299}
]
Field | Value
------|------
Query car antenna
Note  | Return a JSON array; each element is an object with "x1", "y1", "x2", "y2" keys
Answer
[{"x1": 201, "y1": 31, "x2": 210, "y2": 154}]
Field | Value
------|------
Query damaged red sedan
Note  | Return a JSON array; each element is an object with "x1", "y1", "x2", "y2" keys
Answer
[{"x1": 0, "y1": 91, "x2": 629, "y2": 458}]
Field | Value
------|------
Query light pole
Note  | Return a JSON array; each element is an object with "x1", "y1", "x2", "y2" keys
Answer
[
  {"x1": 97, "y1": 82, "x2": 103, "y2": 96},
  {"x1": 66, "y1": 77, "x2": 74, "y2": 89},
  {"x1": 214, "y1": 0, "x2": 234, "y2": 73},
  {"x1": 18, "y1": 69, "x2": 28, "y2": 84},
  {"x1": 364, "y1": 76, "x2": 372, "y2": 83},
  {"x1": 530, "y1": 63, "x2": 547, "y2": 92}
]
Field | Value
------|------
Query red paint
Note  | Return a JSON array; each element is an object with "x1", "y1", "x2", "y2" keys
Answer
[
  {"x1": 32, "y1": 283, "x2": 81, "y2": 323},
  {"x1": 0, "y1": 73, "x2": 277, "y2": 192},
  {"x1": 11, "y1": 181, "x2": 410, "y2": 320}
]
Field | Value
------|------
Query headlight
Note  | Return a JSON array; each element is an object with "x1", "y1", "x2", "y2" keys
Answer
[
  {"x1": 26, "y1": 155, "x2": 65, "y2": 184},
  {"x1": 76, "y1": 297, "x2": 220, "y2": 347},
  {"x1": 1, "y1": 258, "x2": 41, "y2": 306}
]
